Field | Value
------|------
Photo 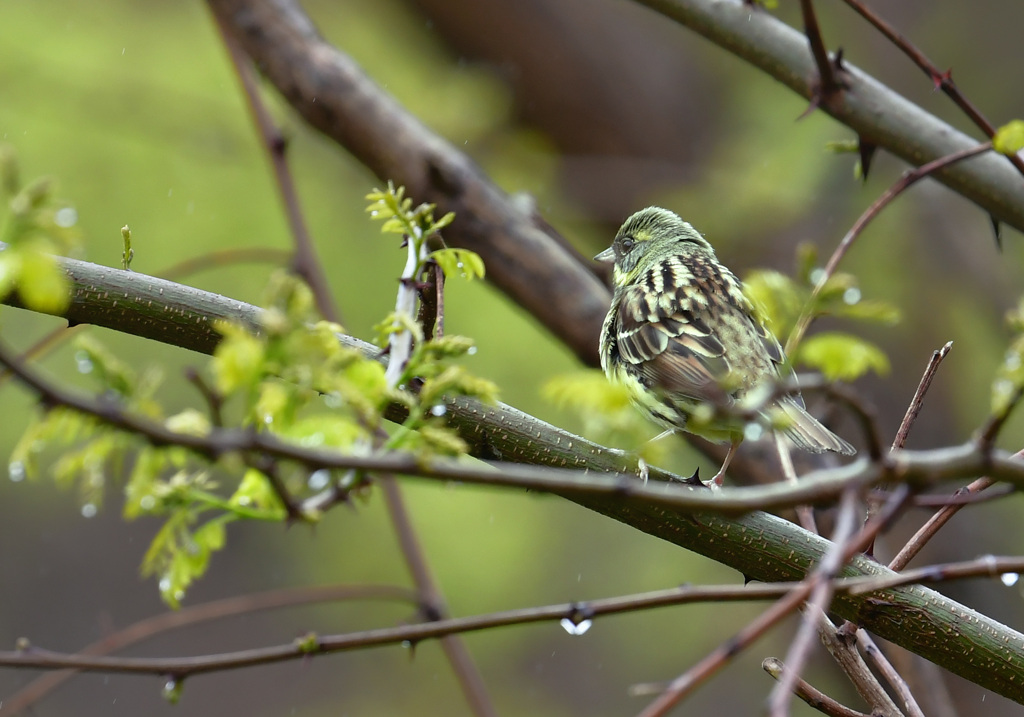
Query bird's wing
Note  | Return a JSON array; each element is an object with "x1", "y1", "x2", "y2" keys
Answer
[{"x1": 614, "y1": 281, "x2": 733, "y2": 405}]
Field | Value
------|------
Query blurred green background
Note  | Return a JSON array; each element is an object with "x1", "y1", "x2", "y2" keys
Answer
[{"x1": 2, "y1": 1, "x2": 1024, "y2": 715}]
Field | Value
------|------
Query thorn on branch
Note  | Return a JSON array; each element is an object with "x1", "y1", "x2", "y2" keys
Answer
[
  {"x1": 269, "y1": 131, "x2": 287, "y2": 155},
  {"x1": 931, "y1": 68, "x2": 954, "y2": 90},
  {"x1": 990, "y1": 215, "x2": 1003, "y2": 250},
  {"x1": 858, "y1": 139, "x2": 877, "y2": 182},
  {"x1": 683, "y1": 467, "x2": 704, "y2": 487}
]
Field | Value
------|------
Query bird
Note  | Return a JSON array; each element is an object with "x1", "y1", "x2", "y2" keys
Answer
[{"x1": 596, "y1": 207, "x2": 855, "y2": 486}]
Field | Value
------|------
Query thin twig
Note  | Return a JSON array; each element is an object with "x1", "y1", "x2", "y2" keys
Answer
[
  {"x1": 865, "y1": 341, "x2": 954, "y2": 557},
  {"x1": 910, "y1": 481, "x2": 1008, "y2": 508},
  {"x1": 762, "y1": 657, "x2": 871, "y2": 717},
  {"x1": 889, "y1": 477, "x2": 994, "y2": 572},
  {"x1": 853, "y1": 553, "x2": 1024, "y2": 595},
  {"x1": 891, "y1": 342, "x2": 953, "y2": 452},
  {"x1": 380, "y1": 475, "x2": 498, "y2": 717},
  {"x1": 6, "y1": 328, "x2": 1024, "y2": 516},
  {"x1": 840, "y1": 0, "x2": 1024, "y2": 180},
  {"x1": 767, "y1": 489, "x2": 859, "y2": 717},
  {"x1": 786, "y1": 143, "x2": 992, "y2": 356},
  {"x1": 776, "y1": 433, "x2": 818, "y2": 533},
  {"x1": 856, "y1": 632, "x2": 925, "y2": 717},
  {"x1": 1, "y1": 584, "x2": 420, "y2": 716},
  {"x1": 210, "y1": 12, "x2": 341, "y2": 324},
  {"x1": 815, "y1": 618, "x2": 904, "y2": 716},
  {"x1": 0, "y1": 582, "x2": 824, "y2": 678}
]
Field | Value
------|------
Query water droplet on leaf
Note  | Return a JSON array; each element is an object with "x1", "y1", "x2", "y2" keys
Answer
[
  {"x1": 743, "y1": 423, "x2": 764, "y2": 442},
  {"x1": 74, "y1": 351, "x2": 93, "y2": 374},
  {"x1": 308, "y1": 469, "x2": 330, "y2": 490},
  {"x1": 55, "y1": 207, "x2": 78, "y2": 227}
]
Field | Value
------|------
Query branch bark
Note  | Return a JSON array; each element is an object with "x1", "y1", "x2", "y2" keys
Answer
[{"x1": 635, "y1": 0, "x2": 1024, "y2": 231}]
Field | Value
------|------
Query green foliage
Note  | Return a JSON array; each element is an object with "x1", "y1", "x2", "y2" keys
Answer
[
  {"x1": 12, "y1": 186, "x2": 498, "y2": 607},
  {"x1": 743, "y1": 244, "x2": 898, "y2": 382},
  {"x1": 365, "y1": 181, "x2": 483, "y2": 284},
  {"x1": 543, "y1": 371, "x2": 670, "y2": 464},
  {"x1": 796, "y1": 332, "x2": 890, "y2": 382},
  {"x1": 991, "y1": 298, "x2": 1024, "y2": 417},
  {"x1": 365, "y1": 181, "x2": 455, "y2": 240},
  {"x1": 0, "y1": 145, "x2": 80, "y2": 313},
  {"x1": 141, "y1": 493, "x2": 231, "y2": 608},
  {"x1": 994, "y1": 120, "x2": 1024, "y2": 156},
  {"x1": 744, "y1": 245, "x2": 900, "y2": 342},
  {"x1": 432, "y1": 247, "x2": 485, "y2": 280},
  {"x1": 365, "y1": 182, "x2": 497, "y2": 456}
]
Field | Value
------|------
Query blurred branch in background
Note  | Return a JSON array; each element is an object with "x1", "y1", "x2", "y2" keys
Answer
[{"x1": 208, "y1": 0, "x2": 611, "y2": 366}]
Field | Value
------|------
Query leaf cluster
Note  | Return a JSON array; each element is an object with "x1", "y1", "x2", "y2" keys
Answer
[
  {"x1": 11, "y1": 188, "x2": 498, "y2": 607},
  {"x1": 744, "y1": 244, "x2": 899, "y2": 381},
  {"x1": 0, "y1": 145, "x2": 80, "y2": 313}
]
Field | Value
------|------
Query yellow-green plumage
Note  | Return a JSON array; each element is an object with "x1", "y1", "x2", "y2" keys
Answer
[{"x1": 597, "y1": 207, "x2": 854, "y2": 481}]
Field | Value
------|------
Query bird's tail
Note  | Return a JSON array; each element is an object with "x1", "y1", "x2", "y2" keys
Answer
[{"x1": 776, "y1": 397, "x2": 856, "y2": 455}]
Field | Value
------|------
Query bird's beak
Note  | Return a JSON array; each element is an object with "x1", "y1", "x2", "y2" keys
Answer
[{"x1": 594, "y1": 247, "x2": 615, "y2": 263}]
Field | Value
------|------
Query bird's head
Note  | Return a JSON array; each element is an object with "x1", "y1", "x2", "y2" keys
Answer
[{"x1": 595, "y1": 207, "x2": 715, "y2": 286}]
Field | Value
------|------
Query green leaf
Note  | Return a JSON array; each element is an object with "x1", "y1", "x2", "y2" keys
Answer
[
  {"x1": 380, "y1": 217, "x2": 407, "y2": 234},
  {"x1": 742, "y1": 269, "x2": 805, "y2": 336},
  {"x1": 543, "y1": 371, "x2": 634, "y2": 414},
  {"x1": 994, "y1": 120, "x2": 1024, "y2": 156},
  {"x1": 797, "y1": 332, "x2": 890, "y2": 381},
  {"x1": 142, "y1": 510, "x2": 233, "y2": 608},
  {"x1": 411, "y1": 423, "x2": 468, "y2": 456},
  {"x1": 280, "y1": 414, "x2": 366, "y2": 450},
  {"x1": 165, "y1": 409, "x2": 212, "y2": 437},
  {"x1": 419, "y1": 365, "x2": 498, "y2": 406},
  {"x1": 74, "y1": 334, "x2": 137, "y2": 397},
  {"x1": 991, "y1": 332, "x2": 1024, "y2": 416},
  {"x1": 255, "y1": 380, "x2": 293, "y2": 427},
  {"x1": 431, "y1": 247, "x2": 485, "y2": 280},
  {"x1": 18, "y1": 245, "x2": 70, "y2": 313},
  {"x1": 433, "y1": 211, "x2": 455, "y2": 232},
  {"x1": 833, "y1": 298, "x2": 901, "y2": 325},
  {"x1": 824, "y1": 139, "x2": 859, "y2": 154},
  {"x1": 124, "y1": 448, "x2": 166, "y2": 519},
  {"x1": 230, "y1": 468, "x2": 285, "y2": 513},
  {"x1": 0, "y1": 250, "x2": 21, "y2": 300},
  {"x1": 211, "y1": 322, "x2": 266, "y2": 395}
]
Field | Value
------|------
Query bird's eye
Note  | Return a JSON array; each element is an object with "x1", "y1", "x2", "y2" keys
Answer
[{"x1": 620, "y1": 237, "x2": 635, "y2": 251}]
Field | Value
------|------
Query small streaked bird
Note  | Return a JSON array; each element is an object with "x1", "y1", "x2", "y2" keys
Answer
[{"x1": 596, "y1": 207, "x2": 855, "y2": 485}]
